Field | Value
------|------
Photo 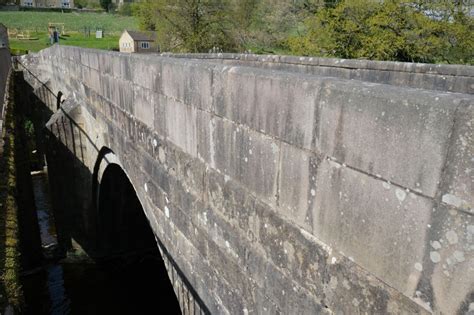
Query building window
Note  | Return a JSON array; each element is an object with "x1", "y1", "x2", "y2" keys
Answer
[{"x1": 141, "y1": 42, "x2": 150, "y2": 49}]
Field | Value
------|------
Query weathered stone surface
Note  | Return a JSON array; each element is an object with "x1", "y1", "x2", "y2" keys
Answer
[
  {"x1": 166, "y1": 52, "x2": 474, "y2": 93},
  {"x1": 159, "y1": 58, "x2": 213, "y2": 111},
  {"x1": 277, "y1": 143, "x2": 320, "y2": 231},
  {"x1": 312, "y1": 159, "x2": 433, "y2": 297},
  {"x1": 164, "y1": 96, "x2": 198, "y2": 157},
  {"x1": 438, "y1": 100, "x2": 474, "y2": 214},
  {"x1": 414, "y1": 202, "x2": 474, "y2": 314},
  {"x1": 316, "y1": 79, "x2": 460, "y2": 198},
  {"x1": 211, "y1": 116, "x2": 279, "y2": 204},
  {"x1": 213, "y1": 66, "x2": 321, "y2": 149},
  {"x1": 133, "y1": 85, "x2": 155, "y2": 129},
  {"x1": 20, "y1": 46, "x2": 474, "y2": 315}
]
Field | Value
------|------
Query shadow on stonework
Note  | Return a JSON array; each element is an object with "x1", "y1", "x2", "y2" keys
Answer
[{"x1": 14, "y1": 68, "x2": 188, "y2": 314}]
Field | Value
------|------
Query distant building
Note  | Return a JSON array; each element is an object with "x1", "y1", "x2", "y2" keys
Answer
[
  {"x1": 113, "y1": 0, "x2": 135, "y2": 7},
  {"x1": 119, "y1": 30, "x2": 158, "y2": 53},
  {"x1": 21, "y1": 0, "x2": 74, "y2": 8}
]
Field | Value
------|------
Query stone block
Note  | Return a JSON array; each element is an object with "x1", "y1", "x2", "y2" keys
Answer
[
  {"x1": 212, "y1": 117, "x2": 279, "y2": 204},
  {"x1": 164, "y1": 96, "x2": 198, "y2": 157},
  {"x1": 317, "y1": 79, "x2": 460, "y2": 197},
  {"x1": 159, "y1": 59, "x2": 213, "y2": 111},
  {"x1": 104, "y1": 76, "x2": 134, "y2": 114},
  {"x1": 277, "y1": 143, "x2": 321, "y2": 231},
  {"x1": 98, "y1": 73, "x2": 113, "y2": 104},
  {"x1": 196, "y1": 110, "x2": 215, "y2": 166},
  {"x1": 87, "y1": 51, "x2": 100, "y2": 71},
  {"x1": 81, "y1": 67, "x2": 101, "y2": 93},
  {"x1": 153, "y1": 93, "x2": 167, "y2": 139},
  {"x1": 133, "y1": 85, "x2": 155, "y2": 129},
  {"x1": 130, "y1": 55, "x2": 160, "y2": 91},
  {"x1": 438, "y1": 100, "x2": 473, "y2": 213},
  {"x1": 424, "y1": 203, "x2": 474, "y2": 314},
  {"x1": 312, "y1": 159, "x2": 433, "y2": 296},
  {"x1": 213, "y1": 66, "x2": 322, "y2": 149}
]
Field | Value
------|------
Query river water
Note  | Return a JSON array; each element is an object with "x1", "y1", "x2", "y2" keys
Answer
[{"x1": 21, "y1": 173, "x2": 180, "y2": 315}]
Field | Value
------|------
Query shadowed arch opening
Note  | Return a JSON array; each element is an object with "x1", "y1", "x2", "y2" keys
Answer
[
  {"x1": 97, "y1": 164, "x2": 154, "y2": 255},
  {"x1": 97, "y1": 163, "x2": 181, "y2": 313}
]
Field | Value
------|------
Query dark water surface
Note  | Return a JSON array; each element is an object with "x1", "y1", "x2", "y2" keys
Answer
[{"x1": 22, "y1": 173, "x2": 181, "y2": 315}]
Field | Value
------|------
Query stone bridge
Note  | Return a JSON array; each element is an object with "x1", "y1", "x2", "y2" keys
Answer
[{"x1": 18, "y1": 45, "x2": 473, "y2": 314}]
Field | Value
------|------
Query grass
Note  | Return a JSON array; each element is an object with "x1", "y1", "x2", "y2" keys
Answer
[
  {"x1": 9, "y1": 32, "x2": 120, "y2": 53},
  {"x1": 0, "y1": 11, "x2": 138, "y2": 53},
  {"x1": 0, "y1": 11, "x2": 138, "y2": 33}
]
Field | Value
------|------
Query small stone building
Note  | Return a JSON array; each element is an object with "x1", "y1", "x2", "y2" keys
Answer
[{"x1": 119, "y1": 30, "x2": 158, "y2": 53}]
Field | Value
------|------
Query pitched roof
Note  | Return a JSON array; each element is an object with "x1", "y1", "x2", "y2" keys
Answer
[{"x1": 125, "y1": 30, "x2": 156, "y2": 42}]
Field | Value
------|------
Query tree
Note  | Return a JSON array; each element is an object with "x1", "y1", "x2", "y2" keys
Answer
[
  {"x1": 100, "y1": 0, "x2": 111, "y2": 12},
  {"x1": 132, "y1": 1, "x2": 156, "y2": 30},
  {"x1": 288, "y1": 0, "x2": 473, "y2": 64},
  {"x1": 231, "y1": 0, "x2": 335, "y2": 54},
  {"x1": 118, "y1": 3, "x2": 133, "y2": 16},
  {"x1": 133, "y1": 0, "x2": 238, "y2": 53},
  {"x1": 229, "y1": 0, "x2": 259, "y2": 48}
]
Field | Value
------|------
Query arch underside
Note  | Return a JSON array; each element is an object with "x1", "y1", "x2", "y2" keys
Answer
[{"x1": 96, "y1": 154, "x2": 209, "y2": 314}]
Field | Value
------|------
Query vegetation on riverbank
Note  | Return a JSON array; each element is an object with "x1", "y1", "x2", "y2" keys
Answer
[{"x1": 0, "y1": 73, "x2": 23, "y2": 312}]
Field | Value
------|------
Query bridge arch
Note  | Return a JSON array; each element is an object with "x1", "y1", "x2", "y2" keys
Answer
[{"x1": 93, "y1": 148, "x2": 180, "y2": 311}]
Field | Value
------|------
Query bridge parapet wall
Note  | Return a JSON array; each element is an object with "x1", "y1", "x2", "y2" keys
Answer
[{"x1": 20, "y1": 45, "x2": 473, "y2": 314}]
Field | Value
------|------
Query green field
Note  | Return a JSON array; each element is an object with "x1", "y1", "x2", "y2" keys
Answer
[
  {"x1": 0, "y1": 11, "x2": 138, "y2": 53},
  {"x1": 9, "y1": 32, "x2": 121, "y2": 53},
  {"x1": 0, "y1": 11, "x2": 138, "y2": 33}
]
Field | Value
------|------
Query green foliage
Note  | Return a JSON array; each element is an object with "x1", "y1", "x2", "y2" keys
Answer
[
  {"x1": 134, "y1": 0, "x2": 239, "y2": 53},
  {"x1": 117, "y1": 3, "x2": 132, "y2": 16},
  {"x1": 230, "y1": 0, "x2": 259, "y2": 47},
  {"x1": 131, "y1": 1, "x2": 156, "y2": 31},
  {"x1": 132, "y1": 0, "x2": 317, "y2": 53},
  {"x1": 75, "y1": 0, "x2": 101, "y2": 9},
  {"x1": 24, "y1": 120, "x2": 35, "y2": 137},
  {"x1": 75, "y1": 0, "x2": 85, "y2": 9},
  {"x1": 288, "y1": 0, "x2": 473, "y2": 64},
  {"x1": 250, "y1": 0, "x2": 299, "y2": 52},
  {"x1": 3, "y1": 0, "x2": 471, "y2": 64},
  {"x1": 230, "y1": 0, "x2": 326, "y2": 53},
  {"x1": 100, "y1": 0, "x2": 112, "y2": 12}
]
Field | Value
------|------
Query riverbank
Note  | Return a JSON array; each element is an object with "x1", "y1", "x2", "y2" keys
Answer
[{"x1": 0, "y1": 71, "x2": 23, "y2": 313}]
